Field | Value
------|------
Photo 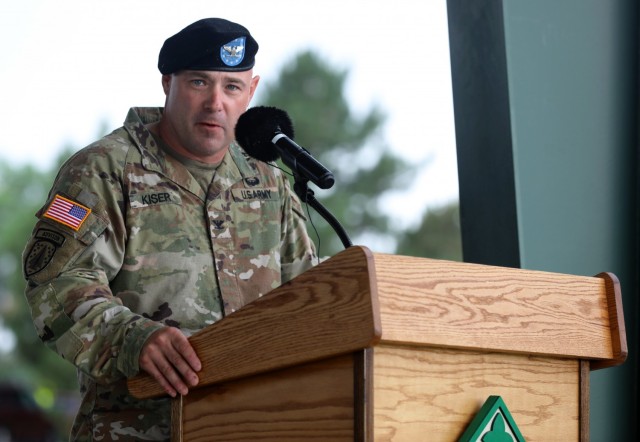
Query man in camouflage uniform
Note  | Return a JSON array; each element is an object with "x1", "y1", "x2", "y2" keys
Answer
[{"x1": 22, "y1": 18, "x2": 317, "y2": 441}]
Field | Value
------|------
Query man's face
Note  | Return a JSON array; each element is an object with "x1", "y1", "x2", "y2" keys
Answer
[{"x1": 159, "y1": 69, "x2": 260, "y2": 163}]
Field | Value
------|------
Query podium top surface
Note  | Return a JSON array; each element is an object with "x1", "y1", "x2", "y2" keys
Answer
[{"x1": 370, "y1": 250, "x2": 625, "y2": 368}]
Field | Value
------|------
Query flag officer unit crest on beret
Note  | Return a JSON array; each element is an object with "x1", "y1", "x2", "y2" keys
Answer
[{"x1": 158, "y1": 18, "x2": 259, "y2": 74}]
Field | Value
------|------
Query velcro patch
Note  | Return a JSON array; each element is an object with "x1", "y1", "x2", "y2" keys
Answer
[
  {"x1": 43, "y1": 194, "x2": 91, "y2": 231},
  {"x1": 24, "y1": 229, "x2": 66, "y2": 277},
  {"x1": 130, "y1": 190, "x2": 182, "y2": 208},
  {"x1": 231, "y1": 187, "x2": 278, "y2": 201}
]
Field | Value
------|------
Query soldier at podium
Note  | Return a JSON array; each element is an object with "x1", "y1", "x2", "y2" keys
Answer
[{"x1": 21, "y1": 17, "x2": 317, "y2": 441}]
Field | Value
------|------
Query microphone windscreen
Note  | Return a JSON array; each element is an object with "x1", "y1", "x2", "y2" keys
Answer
[{"x1": 235, "y1": 106, "x2": 295, "y2": 162}]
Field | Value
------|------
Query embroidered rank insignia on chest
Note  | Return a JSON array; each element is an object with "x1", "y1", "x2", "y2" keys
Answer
[
  {"x1": 244, "y1": 176, "x2": 260, "y2": 187},
  {"x1": 43, "y1": 194, "x2": 91, "y2": 231}
]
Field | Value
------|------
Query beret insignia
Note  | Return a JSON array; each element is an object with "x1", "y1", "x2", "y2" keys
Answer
[{"x1": 221, "y1": 37, "x2": 246, "y2": 67}]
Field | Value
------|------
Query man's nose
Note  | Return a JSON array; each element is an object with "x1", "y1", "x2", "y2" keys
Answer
[{"x1": 204, "y1": 87, "x2": 223, "y2": 111}]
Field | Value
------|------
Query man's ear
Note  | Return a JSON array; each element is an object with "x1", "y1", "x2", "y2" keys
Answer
[
  {"x1": 248, "y1": 75, "x2": 260, "y2": 103},
  {"x1": 161, "y1": 74, "x2": 172, "y2": 95}
]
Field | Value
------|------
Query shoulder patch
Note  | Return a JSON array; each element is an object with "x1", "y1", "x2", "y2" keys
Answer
[
  {"x1": 24, "y1": 229, "x2": 66, "y2": 277},
  {"x1": 43, "y1": 194, "x2": 91, "y2": 231}
]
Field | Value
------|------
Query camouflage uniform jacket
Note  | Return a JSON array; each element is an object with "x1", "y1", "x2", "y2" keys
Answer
[{"x1": 22, "y1": 107, "x2": 317, "y2": 441}]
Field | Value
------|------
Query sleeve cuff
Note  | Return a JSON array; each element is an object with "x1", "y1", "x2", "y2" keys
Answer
[{"x1": 117, "y1": 318, "x2": 165, "y2": 378}]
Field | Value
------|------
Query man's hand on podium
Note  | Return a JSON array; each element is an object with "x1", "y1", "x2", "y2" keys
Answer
[{"x1": 139, "y1": 327, "x2": 202, "y2": 397}]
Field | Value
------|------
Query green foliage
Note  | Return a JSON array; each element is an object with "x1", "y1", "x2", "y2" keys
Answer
[
  {"x1": 0, "y1": 148, "x2": 82, "y2": 438},
  {"x1": 396, "y1": 202, "x2": 463, "y2": 261},
  {"x1": 0, "y1": 152, "x2": 79, "y2": 391}
]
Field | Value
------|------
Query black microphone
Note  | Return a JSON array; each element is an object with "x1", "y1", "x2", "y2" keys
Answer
[{"x1": 235, "y1": 106, "x2": 335, "y2": 189}]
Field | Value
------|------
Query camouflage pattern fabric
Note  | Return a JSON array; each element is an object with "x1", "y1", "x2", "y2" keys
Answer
[{"x1": 22, "y1": 107, "x2": 317, "y2": 441}]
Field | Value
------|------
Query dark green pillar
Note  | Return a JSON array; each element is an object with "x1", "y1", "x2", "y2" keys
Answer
[{"x1": 447, "y1": 0, "x2": 638, "y2": 440}]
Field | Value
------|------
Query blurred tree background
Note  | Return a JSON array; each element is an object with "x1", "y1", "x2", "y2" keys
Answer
[
  {"x1": 257, "y1": 50, "x2": 461, "y2": 258},
  {"x1": 0, "y1": 147, "x2": 80, "y2": 439},
  {"x1": 0, "y1": 49, "x2": 461, "y2": 439}
]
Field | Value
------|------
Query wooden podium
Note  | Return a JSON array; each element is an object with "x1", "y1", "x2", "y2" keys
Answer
[{"x1": 128, "y1": 246, "x2": 627, "y2": 441}]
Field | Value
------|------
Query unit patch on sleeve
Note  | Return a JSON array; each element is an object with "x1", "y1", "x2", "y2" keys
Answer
[
  {"x1": 43, "y1": 194, "x2": 91, "y2": 231},
  {"x1": 24, "y1": 229, "x2": 66, "y2": 277}
]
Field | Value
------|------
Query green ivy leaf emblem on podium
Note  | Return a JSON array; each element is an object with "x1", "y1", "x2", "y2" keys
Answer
[
  {"x1": 459, "y1": 396, "x2": 525, "y2": 442},
  {"x1": 483, "y1": 414, "x2": 514, "y2": 441}
]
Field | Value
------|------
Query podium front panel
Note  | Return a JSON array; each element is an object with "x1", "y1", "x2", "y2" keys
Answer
[
  {"x1": 372, "y1": 344, "x2": 582, "y2": 441},
  {"x1": 174, "y1": 352, "x2": 366, "y2": 441}
]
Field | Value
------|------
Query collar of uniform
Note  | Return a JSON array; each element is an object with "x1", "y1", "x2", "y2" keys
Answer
[
  {"x1": 205, "y1": 143, "x2": 260, "y2": 198},
  {"x1": 122, "y1": 107, "x2": 166, "y2": 173},
  {"x1": 123, "y1": 107, "x2": 163, "y2": 162},
  {"x1": 123, "y1": 107, "x2": 205, "y2": 200},
  {"x1": 228, "y1": 141, "x2": 258, "y2": 179}
]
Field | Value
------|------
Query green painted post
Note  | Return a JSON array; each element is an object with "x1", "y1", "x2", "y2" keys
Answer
[{"x1": 448, "y1": 0, "x2": 638, "y2": 439}]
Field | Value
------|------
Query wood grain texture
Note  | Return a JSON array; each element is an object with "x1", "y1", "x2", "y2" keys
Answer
[
  {"x1": 579, "y1": 360, "x2": 590, "y2": 442},
  {"x1": 177, "y1": 353, "x2": 357, "y2": 441},
  {"x1": 372, "y1": 344, "x2": 580, "y2": 442},
  {"x1": 372, "y1": 253, "x2": 618, "y2": 360},
  {"x1": 590, "y1": 272, "x2": 627, "y2": 369},
  {"x1": 129, "y1": 246, "x2": 380, "y2": 399},
  {"x1": 171, "y1": 396, "x2": 183, "y2": 442}
]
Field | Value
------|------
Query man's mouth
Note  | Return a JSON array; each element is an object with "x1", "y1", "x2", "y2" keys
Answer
[{"x1": 197, "y1": 121, "x2": 223, "y2": 131}]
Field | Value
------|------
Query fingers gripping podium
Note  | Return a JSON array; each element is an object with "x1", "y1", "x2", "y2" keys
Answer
[{"x1": 127, "y1": 246, "x2": 626, "y2": 441}]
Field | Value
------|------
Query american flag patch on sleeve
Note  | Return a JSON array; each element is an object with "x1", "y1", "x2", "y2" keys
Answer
[{"x1": 43, "y1": 194, "x2": 91, "y2": 231}]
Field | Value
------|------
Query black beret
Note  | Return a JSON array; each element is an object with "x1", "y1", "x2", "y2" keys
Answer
[{"x1": 158, "y1": 18, "x2": 259, "y2": 74}]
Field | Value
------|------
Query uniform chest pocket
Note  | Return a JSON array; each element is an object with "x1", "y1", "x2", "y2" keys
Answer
[
  {"x1": 127, "y1": 189, "x2": 207, "y2": 257},
  {"x1": 225, "y1": 190, "x2": 282, "y2": 255}
]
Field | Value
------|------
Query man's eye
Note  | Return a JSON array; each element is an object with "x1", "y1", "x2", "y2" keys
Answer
[{"x1": 191, "y1": 79, "x2": 206, "y2": 86}]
